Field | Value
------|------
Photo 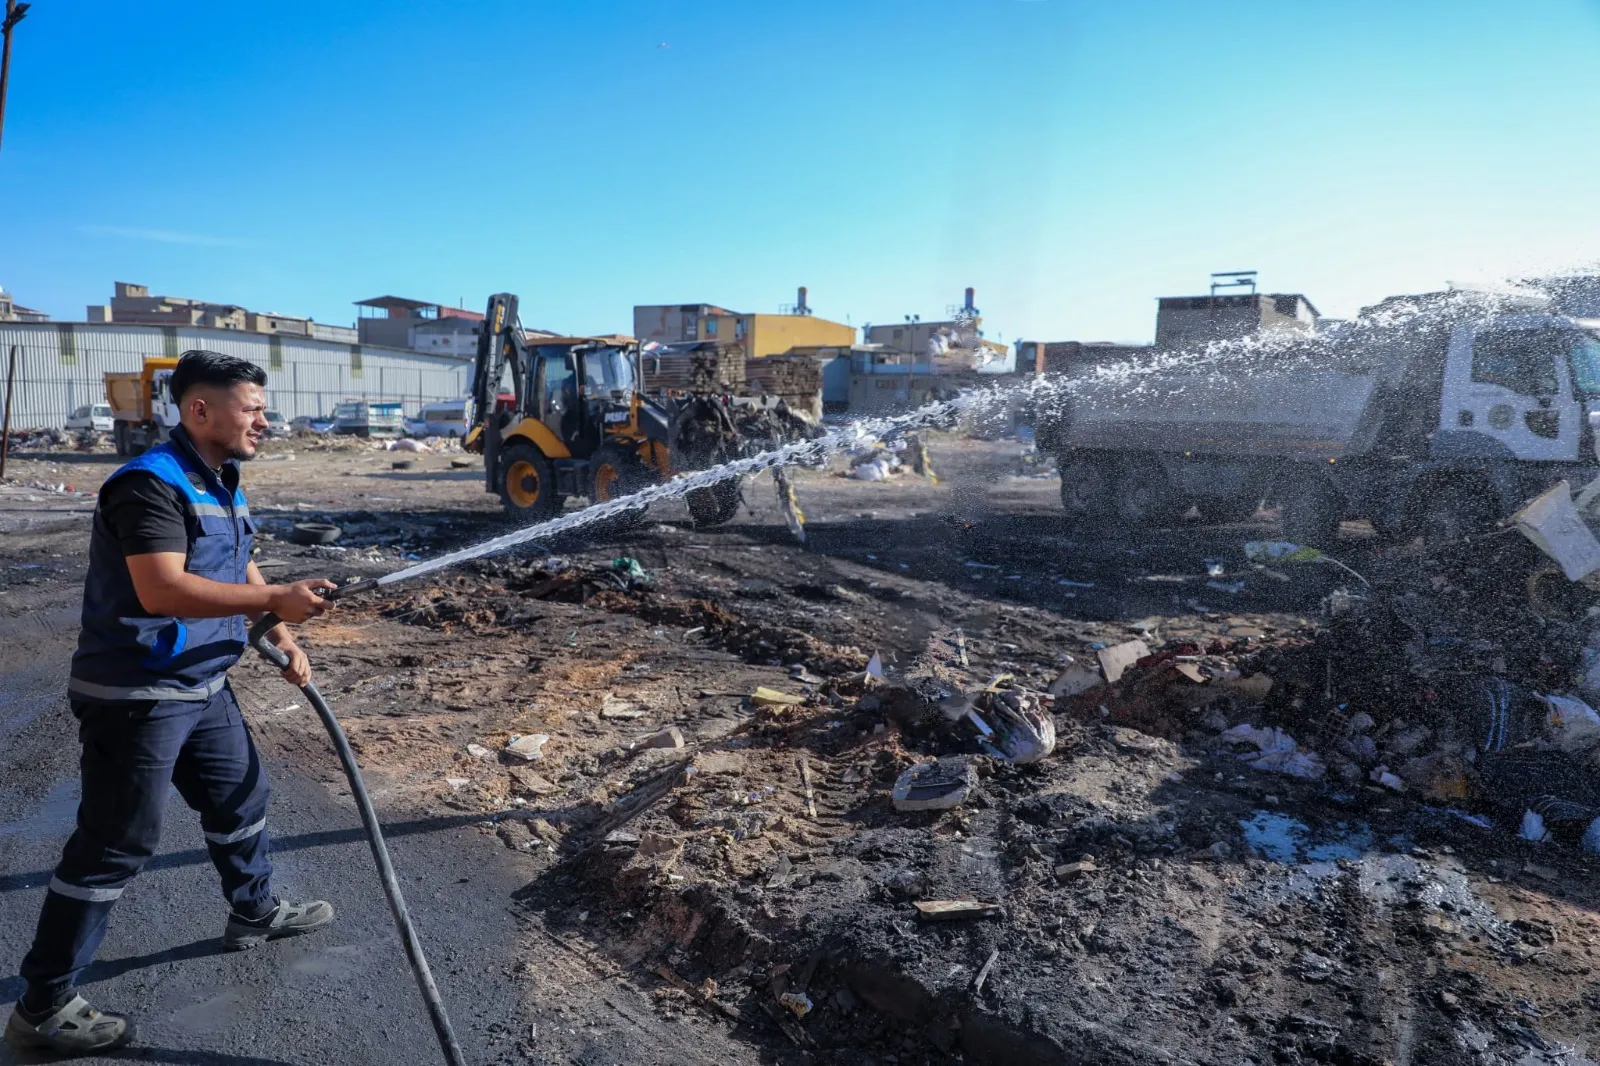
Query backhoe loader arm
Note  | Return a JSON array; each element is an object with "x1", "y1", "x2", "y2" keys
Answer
[{"x1": 469, "y1": 293, "x2": 527, "y2": 494}]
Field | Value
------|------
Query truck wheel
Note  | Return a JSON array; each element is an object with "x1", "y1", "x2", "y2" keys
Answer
[
  {"x1": 1414, "y1": 484, "x2": 1495, "y2": 549},
  {"x1": 1197, "y1": 496, "x2": 1262, "y2": 523},
  {"x1": 1112, "y1": 459, "x2": 1180, "y2": 527},
  {"x1": 1057, "y1": 455, "x2": 1112, "y2": 521},
  {"x1": 1281, "y1": 479, "x2": 1341, "y2": 547},
  {"x1": 499, "y1": 442, "x2": 562, "y2": 522},
  {"x1": 113, "y1": 422, "x2": 128, "y2": 457},
  {"x1": 687, "y1": 476, "x2": 743, "y2": 528},
  {"x1": 587, "y1": 443, "x2": 653, "y2": 532}
]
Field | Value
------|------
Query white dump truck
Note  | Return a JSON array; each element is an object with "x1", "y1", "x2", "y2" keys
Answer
[{"x1": 1036, "y1": 293, "x2": 1600, "y2": 546}]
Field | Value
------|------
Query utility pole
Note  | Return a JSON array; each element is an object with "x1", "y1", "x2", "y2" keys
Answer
[{"x1": 0, "y1": 0, "x2": 31, "y2": 161}]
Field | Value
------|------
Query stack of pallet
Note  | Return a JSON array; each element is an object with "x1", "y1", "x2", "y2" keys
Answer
[
  {"x1": 746, "y1": 354, "x2": 823, "y2": 418},
  {"x1": 644, "y1": 344, "x2": 747, "y2": 393}
]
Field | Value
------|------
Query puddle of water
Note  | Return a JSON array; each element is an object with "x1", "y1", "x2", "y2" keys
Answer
[
  {"x1": 1241, "y1": 809, "x2": 1508, "y2": 939},
  {"x1": 1239, "y1": 810, "x2": 1371, "y2": 864}
]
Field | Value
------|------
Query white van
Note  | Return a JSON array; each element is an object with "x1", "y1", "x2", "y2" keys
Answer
[
  {"x1": 409, "y1": 400, "x2": 468, "y2": 438},
  {"x1": 67, "y1": 403, "x2": 114, "y2": 433}
]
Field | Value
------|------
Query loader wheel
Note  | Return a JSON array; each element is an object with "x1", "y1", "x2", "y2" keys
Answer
[
  {"x1": 499, "y1": 442, "x2": 562, "y2": 522},
  {"x1": 587, "y1": 443, "x2": 653, "y2": 533},
  {"x1": 1057, "y1": 454, "x2": 1112, "y2": 521},
  {"x1": 687, "y1": 476, "x2": 743, "y2": 528}
]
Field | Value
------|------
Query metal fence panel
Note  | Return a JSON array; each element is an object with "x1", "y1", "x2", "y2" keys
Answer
[{"x1": 0, "y1": 322, "x2": 471, "y2": 429}]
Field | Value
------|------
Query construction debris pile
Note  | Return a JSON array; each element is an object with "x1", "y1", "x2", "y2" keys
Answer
[{"x1": 336, "y1": 503, "x2": 1600, "y2": 1065}]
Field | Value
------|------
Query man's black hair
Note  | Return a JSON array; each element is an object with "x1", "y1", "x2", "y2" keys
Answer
[{"x1": 169, "y1": 349, "x2": 267, "y2": 405}]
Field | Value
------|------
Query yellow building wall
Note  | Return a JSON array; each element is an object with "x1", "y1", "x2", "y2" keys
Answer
[{"x1": 745, "y1": 314, "x2": 856, "y2": 358}]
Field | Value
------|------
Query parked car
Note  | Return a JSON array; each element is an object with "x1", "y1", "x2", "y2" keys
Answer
[
  {"x1": 291, "y1": 415, "x2": 333, "y2": 434},
  {"x1": 66, "y1": 403, "x2": 114, "y2": 433},
  {"x1": 408, "y1": 399, "x2": 469, "y2": 438},
  {"x1": 331, "y1": 400, "x2": 405, "y2": 438},
  {"x1": 263, "y1": 410, "x2": 289, "y2": 438}
]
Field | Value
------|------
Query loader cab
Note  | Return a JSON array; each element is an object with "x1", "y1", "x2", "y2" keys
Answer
[{"x1": 525, "y1": 340, "x2": 642, "y2": 458}]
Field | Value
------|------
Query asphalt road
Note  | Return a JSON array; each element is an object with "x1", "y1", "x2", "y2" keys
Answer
[{"x1": 0, "y1": 582, "x2": 534, "y2": 1066}]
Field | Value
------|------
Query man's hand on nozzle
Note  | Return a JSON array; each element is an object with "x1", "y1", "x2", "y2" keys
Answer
[{"x1": 269, "y1": 579, "x2": 337, "y2": 623}]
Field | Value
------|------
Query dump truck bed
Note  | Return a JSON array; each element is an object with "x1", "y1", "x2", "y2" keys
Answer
[{"x1": 1062, "y1": 366, "x2": 1386, "y2": 459}]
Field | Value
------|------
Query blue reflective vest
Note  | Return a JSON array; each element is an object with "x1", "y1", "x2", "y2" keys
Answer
[{"x1": 69, "y1": 427, "x2": 255, "y2": 703}]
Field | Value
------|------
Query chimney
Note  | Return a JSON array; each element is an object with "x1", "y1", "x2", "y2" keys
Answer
[
  {"x1": 796, "y1": 286, "x2": 809, "y2": 316},
  {"x1": 964, "y1": 287, "x2": 976, "y2": 313}
]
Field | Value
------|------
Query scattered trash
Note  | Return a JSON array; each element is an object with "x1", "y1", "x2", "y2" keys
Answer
[
  {"x1": 466, "y1": 743, "x2": 494, "y2": 760},
  {"x1": 1049, "y1": 661, "x2": 1102, "y2": 698},
  {"x1": 1514, "y1": 480, "x2": 1600, "y2": 581},
  {"x1": 1523, "y1": 861, "x2": 1559, "y2": 882},
  {"x1": 892, "y1": 758, "x2": 975, "y2": 812},
  {"x1": 612, "y1": 557, "x2": 650, "y2": 585},
  {"x1": 912, "y1": 900, "x2": 1001, "y2": 921},
  {"x1": 1054, "y1": 858, "x2": 1097, "y2": 881},
  {"x1": 960, "y1": 675, "x2": 1055, "y2": 763},
  {"x1": 751, "y1": 686, "x2": 805, "y2": 707},
  {"x1": 1219, "y1": 724, "x2": 1327, "y2": 780},
  {"x1": 1369, "y1": 765, "x2": 1405, "y2": 792},
  {"x1": 865, "y1": 653, "x2": 885, "y2": 682},
  {"x1": 388, "y1": 437, "x2": 429, "y2": 452},
  {"x1": 505, "y1": 733, "x2": 551, "y2": 761},
  {"x1": 972, "y1": 948, "x2": 1000, "y2": 994},
  {"x1": 1243, "y1": 540, "x2": 1369, "y2": 585},
  {"x1": 287, "y1": 521, "x2": 342, "y2": 546},
  {"x1": 1097, "y1": 639, "x2": 1150, "y2": 684},
  {"x1": 778, "y1": 992, "x2": 814, "y2": 1018},
  {"x1": 1520, "y1": 810, "x2": 1552, "y2": 843},
  {"x1": 1206, "y1": 579, "x2": 1246, "y2": 595},
  {"x1": 444, "y1": 777, "x2": 469, "y2": 790}
]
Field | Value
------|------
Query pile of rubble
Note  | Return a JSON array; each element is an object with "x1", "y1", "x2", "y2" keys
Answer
[{"x1": 356, "y1": 508, "x2": 1600, "y2": 1063}]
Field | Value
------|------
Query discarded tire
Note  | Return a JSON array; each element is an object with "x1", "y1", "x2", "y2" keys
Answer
[{"x1": 288, "y1": 522, "x2": 342, "y2": 546}]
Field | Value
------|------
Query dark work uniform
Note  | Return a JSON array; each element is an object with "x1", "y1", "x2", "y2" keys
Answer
[{"x1": 19, "y1": 425, "x2": 277, "y2": 1004}]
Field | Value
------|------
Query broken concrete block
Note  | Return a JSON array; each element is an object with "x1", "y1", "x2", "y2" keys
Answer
[
  {"x1": 1054, "y1": 859, "x2": 1097, "y2": 881},
  {"x1": 640, "y1": 726, "x2": 685, "y2": 750},
  {"x1": 751, "y1": 686, "x2": 805, "y2": 707},
  {"x1": 1097, "y1": 639, "x2": 1150, "y2": 684}
]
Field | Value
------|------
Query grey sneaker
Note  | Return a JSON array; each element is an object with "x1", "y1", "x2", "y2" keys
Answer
[
  {"x1": 4, "y1": 995, "x2": 134, "y2": 1055},
  {"x1": 223, "y1": 898, "x2": 335, "y2": 951}
]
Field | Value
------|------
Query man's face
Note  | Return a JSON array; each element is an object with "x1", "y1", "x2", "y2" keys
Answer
[{"x1": 182, "y1": 382, "x2": 269, "y2": 461}]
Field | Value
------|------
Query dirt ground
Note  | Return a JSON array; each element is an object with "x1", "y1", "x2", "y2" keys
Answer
[{"x1": 3, "y1": 432, "x2": 1599, "y2": 1066}]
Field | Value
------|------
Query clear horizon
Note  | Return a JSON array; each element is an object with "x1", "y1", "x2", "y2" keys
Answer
[{"x1": 4, "y1": 0, "x2": 1600, "y2": 346}]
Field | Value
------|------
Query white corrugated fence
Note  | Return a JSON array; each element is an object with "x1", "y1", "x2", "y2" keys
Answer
[{"x1": 0, "y1": 321, "x2": 471, "y2": 428}]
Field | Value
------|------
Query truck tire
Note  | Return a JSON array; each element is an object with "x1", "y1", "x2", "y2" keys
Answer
[
  {"x1": 1281, "y1": 479, "x2": 1341, "y2": 547},
  {"x1": 498, "y1": 441, "x2": 563, "y2": 523},
  {"x1": 1413, "y1": 481, "x2": 1495, "y2": 549},
  {"x1": 113, "y1": 422, "x2": 128, "y2": 457},
  {"x1": 1112, "y1": 459, "x2": 1180, "y2": 527},
  {"x1": 1057, "y1": 454, "x2": 1112, "y2": 521},
  {"x1": 687, "y1": 476, "x2": 743, "y2": 528},
  {"x1": 587, "y1": 443, "x2": 653, "y2": 533},
  {"x1": 1197, "y1": 496, "x2": 1262, "y2": 524}
]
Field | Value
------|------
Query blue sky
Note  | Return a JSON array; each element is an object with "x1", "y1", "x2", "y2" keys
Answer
[{"x1": 4, "y1": 0, "x2": 1600, "y2": 345}]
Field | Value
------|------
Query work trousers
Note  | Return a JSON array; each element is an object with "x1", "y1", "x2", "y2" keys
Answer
[{"x1": 18, "y1": 681, "x2": 275, "y2": 1000}]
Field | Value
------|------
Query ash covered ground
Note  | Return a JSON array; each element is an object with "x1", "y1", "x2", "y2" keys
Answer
[{"x1": 2, "y1": 434, "x2": 1599, "y2": 1065}]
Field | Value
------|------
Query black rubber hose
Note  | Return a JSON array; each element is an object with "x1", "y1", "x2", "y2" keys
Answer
[{"x1": 249, "y1": 610, "x2": 467, "y2": 1066}]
